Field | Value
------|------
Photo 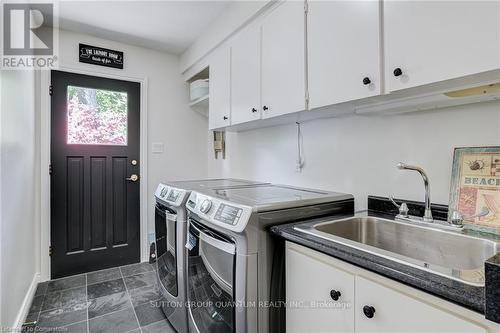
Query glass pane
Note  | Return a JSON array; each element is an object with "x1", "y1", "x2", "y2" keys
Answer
[{"x1": 67, "y1": 85, "x2": 128, "y2": 145}]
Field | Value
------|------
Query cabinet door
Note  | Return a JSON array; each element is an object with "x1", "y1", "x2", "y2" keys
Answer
[
  {"x1": 230, "y1": 26, "x2": 261, "y2": 125},
  {"x1": 355, "y1": 276, "x2": 487, "y2": 333},
  {"x1": 261, "y1": 1, "x2": 306, "y2": 119},
  {"x1": 308, "y1": 0, "x2": 380, "y2": 109},
  {"x1": 286, "y1": 247, "x2": 355, "y2": 333},
  {"x1": 209, "y1": 48, "x2": 231, "y2": 130},
  {"x1": 385, "y1": 1, "x2": 500, "y2": 92}
]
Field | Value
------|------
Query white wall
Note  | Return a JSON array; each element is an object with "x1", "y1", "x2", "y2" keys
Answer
[
  {"x1": 0, "y1": 70, "x2": 38, "y2": 327},
  {"x1": 57, "y1": 30, "x2": 209, "y2": 236},
  {"x1": 208, "y1": 101, "x2": 500, "y2": 211}
]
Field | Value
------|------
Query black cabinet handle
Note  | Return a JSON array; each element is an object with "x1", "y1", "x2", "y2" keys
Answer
[
  {"x1": 330, "y1": 290, "x2": 341, "y2": 301},
  {"x1": 363, "y1": 305, "x2": 376, "y2": 318},
  {"x1": 251, "y1": 108, "x2": 257, "y2": 113},
  {"x1": 363, "y1": 77, "x2": 371, "y2": 85},
  {"x1": 223, "y1": 116, "x2": 228, "y2": 120},
  {"x1": 263, "y1": 105, "x2": 269, "y2": 111},
  {"x1": 393, "y1": 68, "x2": 403, "y2": 77}
]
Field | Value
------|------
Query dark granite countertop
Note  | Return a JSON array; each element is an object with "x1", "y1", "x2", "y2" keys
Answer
[{"x1": 270, "y1": 211, "x2": 487, "y2": 315}]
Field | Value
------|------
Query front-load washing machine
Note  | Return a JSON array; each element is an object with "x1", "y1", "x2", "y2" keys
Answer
[
  {"x1": 154, "y1": 179, "x2": 268, "y2": 333},
  {"x1": 185, "y1": 184, "x2": 354, "y2": 333}
]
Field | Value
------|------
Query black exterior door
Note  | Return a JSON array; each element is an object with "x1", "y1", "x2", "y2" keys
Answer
[{"x1": 50, "y1": 70, "x2": 140, "y2": 278}]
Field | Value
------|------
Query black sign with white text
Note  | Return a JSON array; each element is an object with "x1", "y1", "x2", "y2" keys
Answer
[{"x1": 79, "y1": 44, "x2": 124, "y2": 69}]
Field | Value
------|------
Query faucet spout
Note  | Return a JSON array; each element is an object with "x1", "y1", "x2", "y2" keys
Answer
[{"x1": 397, "y1": 162, "x2": 433, "y2": 222}]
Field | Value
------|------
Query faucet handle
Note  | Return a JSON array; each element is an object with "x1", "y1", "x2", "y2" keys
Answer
[
  {"x1": 389, "y1": 195, "x2": 409, "y2": 217},
  {"x1": 451, "y1": 207, "x2": 489, "y2": 226}
]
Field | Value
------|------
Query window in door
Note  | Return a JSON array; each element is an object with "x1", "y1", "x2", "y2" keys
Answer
[{"x1": 67, "y1": 85, "x2": 128, "y2": 145}]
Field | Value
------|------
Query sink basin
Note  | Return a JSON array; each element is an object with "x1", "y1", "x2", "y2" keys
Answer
[{"x1": 295, "y1": 216, "x2": 500, "y2": 286}]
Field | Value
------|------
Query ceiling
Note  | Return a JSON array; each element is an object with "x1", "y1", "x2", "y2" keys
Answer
[{"x1": 56, "y1": 1, "x2": 231, "y2": 54}]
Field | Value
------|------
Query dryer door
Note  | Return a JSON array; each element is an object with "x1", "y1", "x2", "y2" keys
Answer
[
  {"x1": 187, "y1": 218, "x2": 235, "y2": 333},
  {"x1": 155, "y1": 203, "x2": 178, "y2": 297}
]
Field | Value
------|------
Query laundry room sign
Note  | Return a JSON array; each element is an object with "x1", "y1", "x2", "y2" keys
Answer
[{"x1": 79, "y1": 44, "x2": 124, "y2": 69}]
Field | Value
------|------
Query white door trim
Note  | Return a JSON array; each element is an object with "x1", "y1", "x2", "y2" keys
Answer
[{"x1": 39, "y1": 64, "x2": 149, "y2": 281}]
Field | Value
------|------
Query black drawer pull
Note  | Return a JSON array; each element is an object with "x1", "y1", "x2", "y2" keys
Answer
[
  {"x1": 363, "y1": 305, "x2": 376, "y2": 318},
  {"x1": 330, "y1": 290, "x2": 341, "y2": 301}
]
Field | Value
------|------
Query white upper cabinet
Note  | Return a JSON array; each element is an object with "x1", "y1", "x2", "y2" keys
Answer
[
  {"x1": 261, "y1": 1, "x2": 306, "y2": 118},
  {"x1": 209, "y1": 47, "x2": 231, "y2": 130},
  {"x1": 384, "y1": 1, "x2": 500, "y2": 92},
  {"x1": 230, "y1": 26, "x2": 261, "y2": 125},
  {"x1": 307, "y1": 0, "x2": 381, "y2": 109},
  {"x1": 355, "y1": 276, "x2": 487, "y2": 333},
  {"x1": 203, "y1": 0, "x2": 500, "y2": 129}
]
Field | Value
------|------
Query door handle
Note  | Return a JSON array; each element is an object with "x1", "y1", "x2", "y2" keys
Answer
[{"x1": 126, "y1": 174, "x2": 139, "y2": 182}]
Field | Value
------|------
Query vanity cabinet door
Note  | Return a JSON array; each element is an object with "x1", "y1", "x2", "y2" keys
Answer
[
  {"x1": 286, "y1": 245, "x2": 355, "y2": 333},
  {"x1": 355, "y1": 276, "x2": 486, "y2": 333}
]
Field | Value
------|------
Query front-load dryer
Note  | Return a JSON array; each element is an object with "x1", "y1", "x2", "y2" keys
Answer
[{"x1": 154, "y1": 179, "x2": 268, "y2": 333}]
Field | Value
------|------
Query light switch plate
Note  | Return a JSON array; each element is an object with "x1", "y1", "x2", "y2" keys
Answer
[{"x1": 152, "y1": 142, "x2": 164, "y2": 153}]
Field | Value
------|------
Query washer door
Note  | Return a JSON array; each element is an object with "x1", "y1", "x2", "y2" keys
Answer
[
  {"x1": 187, "y1": 218, "x2": 235, "y2": 333},
  {"x1": 155, "y1": 204, "x2": 178, "y2": 297}
]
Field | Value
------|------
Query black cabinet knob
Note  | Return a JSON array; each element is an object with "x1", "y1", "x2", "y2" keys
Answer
[
  {"x1": 251, "y1": 108, "x2": 257, "y2": 113},
  {"x1": 363, "y1": 305, "x2": 376, "y2": 318},
  {"x1": 263, "y1": 105, "x2": 269, "y2": 111},
  {"x1": 393, "y1": 68, "x2": 403, "y2": 77},
  {"x1": 330, "y1": 290, "x2": 341, "y2": 301},
  {"x1": 363, "y1": 77, "x2": 371, "y2": 85},
  {"x1": 223, "y1": 116, "x2": 228, "y2": 120}
]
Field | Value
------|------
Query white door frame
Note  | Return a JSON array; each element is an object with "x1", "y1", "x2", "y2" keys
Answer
[{"x1": 39, "y1": 64, "x2": 149, "y2": 281}]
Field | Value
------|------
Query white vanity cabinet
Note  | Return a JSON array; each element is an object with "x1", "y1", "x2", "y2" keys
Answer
[
  {"x1": 286, "y1": 242, "x2": 499, "y2": 333},
  {"x1": 286, "y1": 243, "x2": 355, "y2": 333},
  {"x1": 307, "y1": 0, "x2": 381, "y2": 109},
  {"x1": 208, "y1": 47, "x2": 231, "y2": 130},
  {"x1": 384, "y1": 0, "x2": 500, "y2": 92},
  {"x1": 355, "y1": 276, "x2": 486, "y2": 333}
]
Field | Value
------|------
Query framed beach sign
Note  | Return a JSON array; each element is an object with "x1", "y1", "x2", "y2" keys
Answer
[{"x1": 449, "y1": 146, "x2": 500, "y2": 230}]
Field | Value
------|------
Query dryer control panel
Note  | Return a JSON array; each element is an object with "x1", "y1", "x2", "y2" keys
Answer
[
  {"x1": 154, "y1": 183, "x2": 188, "y2": 208},
  {"x1": 186, "y1": 191, "x2": 252, "y2": 233}
]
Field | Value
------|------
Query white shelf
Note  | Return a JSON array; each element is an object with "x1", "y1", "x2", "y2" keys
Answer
[{"x1": 189, "y1": 94, "x2": 209, "y2": 117}]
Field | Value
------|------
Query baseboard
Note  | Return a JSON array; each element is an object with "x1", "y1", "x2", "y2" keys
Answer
[{"x1": 12, "y1": 272, "x2": 40, "y2": 329}]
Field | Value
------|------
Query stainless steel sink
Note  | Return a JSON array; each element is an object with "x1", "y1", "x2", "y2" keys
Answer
[{"x1": 295, "y1": 216, "x2": 500, "y2": 286}]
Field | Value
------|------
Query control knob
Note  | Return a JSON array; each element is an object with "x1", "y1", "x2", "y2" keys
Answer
[{"x1": 200, "y1": 199, "x2": 213, "y2": 214}]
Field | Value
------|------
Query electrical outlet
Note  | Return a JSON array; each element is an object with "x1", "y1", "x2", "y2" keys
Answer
[{"x1": 296, "y1": 163, "x2": 302, "y2": 173}]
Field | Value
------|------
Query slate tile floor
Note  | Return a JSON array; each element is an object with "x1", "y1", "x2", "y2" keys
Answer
[{"x1": 24, "y1": 262, "x2": 176, "y2": 333}]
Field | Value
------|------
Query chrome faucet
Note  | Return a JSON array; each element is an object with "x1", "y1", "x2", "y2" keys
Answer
[
  {"x1": 396, "y1": 163, "x2": 433, "y2": 223},
  {"x1": 391, "y1": 163, "x2": 466, "y2": 231}
]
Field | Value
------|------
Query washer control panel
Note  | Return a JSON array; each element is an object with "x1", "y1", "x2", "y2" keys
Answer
[
  {"x1": 186, "y1": 191, "x2": 252, "y2": 233},
  {"x1": 214, "y1": 204, "x2": 243, "y2": 225}
]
